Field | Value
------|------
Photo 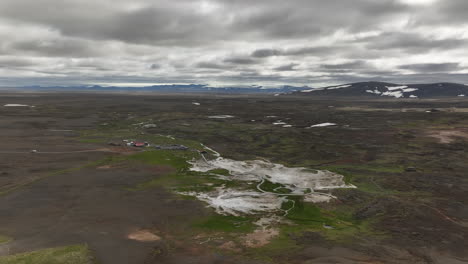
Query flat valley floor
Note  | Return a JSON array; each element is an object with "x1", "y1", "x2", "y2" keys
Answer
[{"x1": 0, "y1": 93, "x2": 467, "y2": 264}]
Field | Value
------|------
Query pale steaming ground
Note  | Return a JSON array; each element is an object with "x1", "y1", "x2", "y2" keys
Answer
[
  {"x1": 180, "y1": 188, "x2": 286, "y2": 217},
  {"x1": 182, "y1": 148, "x2": 355, "y2": 218},
  {"x1": 190, "y1": 158, "x2": 352, "y2": 191}
]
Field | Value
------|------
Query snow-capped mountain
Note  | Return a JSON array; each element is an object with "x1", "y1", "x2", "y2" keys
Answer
[{"x1": 295, "y1": 82, "x2": 468, "y2": 98}]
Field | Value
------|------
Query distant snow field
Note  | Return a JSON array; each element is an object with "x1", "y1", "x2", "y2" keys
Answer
[
  {"x1": 386, "y1": 85, "x2": 408, "y2": 91},
  {"x1": 301, "y1": 84, "x2": 351, "y2": 92},
  {"x1": 4, "y1": 104, "x2": 31, "y2": 107},
  {"x1": 381, "y1": 91, "x2": 404, "y2": 98},
  {"x1": 272, "y1": 121, "x2": 287, "y2": 125},
  {"x1": 208, "y1": 115, "x2": 234, "y2": 119},
  {"x1": 300, "y1": 88, "x2": 316, "y2": 93},
  {"x1": 308, "y1": 122, "x2": 337, "y2": 128},
  {"x1": 365, "y1": 86, "x2": 419, "y2": 98},
  {"x1": 326, "y1": 84, "x2": 352, "y2": 90}
]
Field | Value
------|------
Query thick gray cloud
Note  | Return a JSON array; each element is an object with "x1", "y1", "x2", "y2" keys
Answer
[
  {"x1": 364, "y1": 32, "x2": 467, "y2": 53},
  {"x1": 251, "y1": 46, "x2": 345, "y2": 58},
  {"x1": 196, "y1": 62, "x2": 232, "y2": 70},
  {"x1": 0, "y1": 0, "x2": 467, "y2": 87},
  {"x1": 398, "y1": 63, "x2": 462, "y2": 73},
  {"x1": 224, "y1": 57, "x2": 258, "y2": 65},
  {"x1": 274, "y1": 63, "x2": 299, "y2": 71},
  {"x1": 252, "y1": 49, "x2": 282, "y2": 58},
  {"x1": 321, "y1": 61, "x2": 370, "y2": 70},
  {"x1": 9, "y1": 39, "x2": 102, "y2": 57},
  {"x1": 0, "y1": 58, "x2": 36, "y2": 68}
]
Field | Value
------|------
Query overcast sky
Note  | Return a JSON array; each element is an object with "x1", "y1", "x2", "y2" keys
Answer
[{"x1": 0, "y1": 0, "x2": 467, "y2": 87}]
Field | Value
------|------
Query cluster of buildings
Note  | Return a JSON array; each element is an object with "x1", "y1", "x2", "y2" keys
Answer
[{"x1": 108, "y1": 139, "x2": 188, "y2": 151}]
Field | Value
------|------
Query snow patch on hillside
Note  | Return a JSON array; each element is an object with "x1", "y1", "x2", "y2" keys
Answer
[
  {"x1": 208, "y1": 115, "x2": 234, "y2": 119},
  {"x1": 272, "y1": 121, "x2": 287, "y2": 125},
  {"x1": 301, "y1": 84, "x2": 351, "y2": 92},
  {"x1": 327, "y1": 84, "x2": 352, "y2": 90},
  {"x1": 402, "y1": 88, "x2": 418, "y2": 93},
  {"x1": 366, "y1": 89, "x2": 381, "y2": 95},
  {"x1": 301, "y1": 88, "x2": 323, "y2": 92},
  {"x1": 382, "y1": 90, "x2": 404, "y2": 98},
  {"x1": 4, "y1": 104, "x2": 31, "y2": 107},
  {"x1": 365, "y1": 86, "x2": 419, "y2": 98},
  {"x1": 308, "y1": 123, "x2": 337, "y2": 128},
  {"x1": 386, "y1": 85, "x2": 408, "y2": 91}
]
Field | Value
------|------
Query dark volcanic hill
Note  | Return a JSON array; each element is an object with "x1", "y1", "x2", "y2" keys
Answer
[{"x1": 295, "y1": 82, "x2": 468, "y2": 98}]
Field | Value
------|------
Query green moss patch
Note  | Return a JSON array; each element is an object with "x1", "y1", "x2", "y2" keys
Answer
[
  {"x1": 0, "y1": 235, "x2": 12, "y2": 244},
  {"x1": 192, "y1": 214, "x2": 255, "y2": 233},
  {"x1": 0, "y1": 244, "x2": 94, "y2": 264},
  {"x1": 128, "y1": 150, "x2": 195, "y2": 170}
]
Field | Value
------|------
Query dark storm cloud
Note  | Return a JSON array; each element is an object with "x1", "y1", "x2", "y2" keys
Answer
[
  {"x1": 0, "y1": 0, "x2": 467, "y2": 86},
  {"x1": 398, "y1": 63, "x2": 462, "y2": 73}
]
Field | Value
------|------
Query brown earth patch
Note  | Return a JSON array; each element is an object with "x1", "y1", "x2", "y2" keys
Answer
[
  {"x1": 127, "y1": 229, "x2": 161, "y2": 242},
  {"x1": 107, "y1": 147, "x2": 141, "y2": 155},
  {"x1": 243, "y1": 228, "x2": 279, "y2": 248},
  {"x1": 427, "y1": 129, "x2": 468, "y2": 143},
  {"x1": 146, "y1": 165, "x2": 176, "y2": 175},
  {"x1": 218, "y1": 241, "x2": 241, "y2": 252}
]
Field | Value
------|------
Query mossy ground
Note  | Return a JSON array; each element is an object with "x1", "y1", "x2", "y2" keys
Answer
[
  {"x1": 192, "y1": 214, "x2": 256, "y2": 233},
  {"x1": 0, "y1": 245, "x2": 94, "y2": 264},
  {"x1": 71, "y1": 119, "x2": 401, "y2": 249},
  {"x1": 0, "y1": 235, "x2": 12, "y2": 244},
  {"x1": 51, "y1": 99, "x2": 468, "y2": 259}
]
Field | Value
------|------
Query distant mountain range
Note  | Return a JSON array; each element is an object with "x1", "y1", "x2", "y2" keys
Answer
[
  {"x1": 3, "y1": 82, "x2": 468, "y2": 98},
  {"x1": 293, "y1": 82, "x2": 468, "y2": 98},
  {"x1": 7, "y1": 84, "x2": 310, "y2": 94}
]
